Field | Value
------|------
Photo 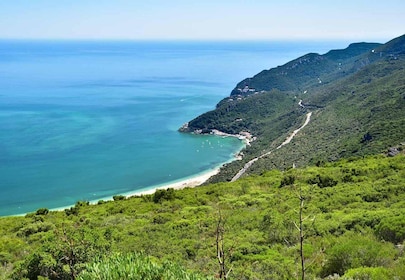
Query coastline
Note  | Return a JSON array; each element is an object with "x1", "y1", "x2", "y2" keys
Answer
[
  {"x1": 180, "y1": 122, "x2": 255, "y2": 147},
  {"x1": 7, "y1": 134, "x2": 246, "y2": 217},
  {"x1": 43, "y1": 167, "x2": 221, "y2": 215},
  {"x1": 116, "y1": 133, "x2": 248, "y2": 198},
  {"x1": 123, "y1": 168, "x2": 220, "y2": 197}
]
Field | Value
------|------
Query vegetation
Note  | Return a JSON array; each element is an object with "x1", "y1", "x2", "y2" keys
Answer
[
  {"x1": 78, "y1": 253, "x2": 213, "y2": 280},
  {"x1": 182, "y1": 34, "x2": 405, "y2": 182},
  {"x1": 1, "y1": 154, "x2": 405, "y2": 279},
  {"x1": 229, "y1": 42, "x2": 382, "y2": 96},
  {"x1": 1, "y1": 34, "x2": 404, "y2": 279}
]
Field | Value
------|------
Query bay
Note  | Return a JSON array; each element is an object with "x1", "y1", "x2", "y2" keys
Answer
[{"x1": 0, "y1": 40, "x2": 349, "y2": 216}]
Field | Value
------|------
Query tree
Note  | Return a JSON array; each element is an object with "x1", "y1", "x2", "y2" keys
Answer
[
  {"x1": 215, "y1": 210, "x2": 232, "y2": 279},
  {"x1": 290, "y1": 182, "x2": 317, "y2": 280},
  {"x1": 321, "y1": 233, "x2": 396, "y2": 277},
  {"x1": 12, "y1": 222, "x2": 110, "y2": 280},
  {"x1": 295, "y1": 185, "x2": 306, "y2": 280}
]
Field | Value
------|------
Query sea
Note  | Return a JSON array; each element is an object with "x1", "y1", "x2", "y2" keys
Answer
[{"x1": 0, "y1": 40, "x2": 349, "y2": 216}]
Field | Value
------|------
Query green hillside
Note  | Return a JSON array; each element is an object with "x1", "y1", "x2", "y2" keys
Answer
[
  {"x1": 181, "y1": 34, "x2": 405, "y2": 182},
  {"x1": 1, "y1": 154, "x2": 404, "y2": 279},
  {"x1": 1, "y1": 35, "x2": 404, "y2": 280},
  {"x1": 228, "y1": 42, "x2": 381, "y2": 96}
]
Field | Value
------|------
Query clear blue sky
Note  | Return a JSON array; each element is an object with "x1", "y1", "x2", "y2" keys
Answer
[{"x1": 0, "y1": 0, "x2": 404, "y2": 41}]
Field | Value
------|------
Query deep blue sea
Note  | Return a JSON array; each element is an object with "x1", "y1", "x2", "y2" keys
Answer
[{"x1": 0, "y1": 40, "x2": 348, "y2": 216}]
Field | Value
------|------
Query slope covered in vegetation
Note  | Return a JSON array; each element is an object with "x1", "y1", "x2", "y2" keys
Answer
[
  {"x1": 1, "y1": 154, "x2": 404, "y2": 279},
  {"x1": 1, "y1": 35, "x2": 404, "y2": 280},
  {"x1": 181, "y1": 34, "x2": 405, "y2": 183}
]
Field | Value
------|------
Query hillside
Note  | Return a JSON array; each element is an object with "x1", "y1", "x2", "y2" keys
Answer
[
  {"x1": 229, "y1": 42, "x2": 382, "y2": 96},
  {"x1": 181, "y1": 34, "x2": 405, "y2": 183},
  {"x1": 1, "y1": 35, "x2": 404, "y2": 280},
  {"x1": 0, "y1": 154, "x2": 405, "y2": 279}
]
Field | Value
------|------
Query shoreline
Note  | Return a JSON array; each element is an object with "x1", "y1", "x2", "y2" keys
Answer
[
  {"x1": 6, "y1": 166, "x2": 222, "y2": 217},
  {"x1": 179, "y1": 122, "x2": 255, "y2": 147},
  {"x1": 7, "y1": 134, "x2": 246, "y2": 217},
  {"x1": 123, "y1": 168, "x2": 220, "y2": 197},
  {"x1": 43, "y1": 167, "x2": 221, "y2": 215},
  {"x1": 113, "y1": 133, "x2": 248, "y2": 198}
]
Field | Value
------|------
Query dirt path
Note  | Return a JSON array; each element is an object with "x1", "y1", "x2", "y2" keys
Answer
[
  {"x1": 276, "y1": 112, "x2": 312, "y2": 149},
  {"x1": 231, "y1": 112, "x2": 312, "y2": 182}
]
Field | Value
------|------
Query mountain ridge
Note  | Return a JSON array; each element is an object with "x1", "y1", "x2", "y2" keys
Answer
[
  {"x1": 228, "y1": 41, "x2": 382, "y2": 96},
  {"x1": 180, "y1": 34, "x2": 405, "y2": 182}
]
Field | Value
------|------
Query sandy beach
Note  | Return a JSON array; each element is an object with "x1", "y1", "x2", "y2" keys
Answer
[
  {"x1": 123, "y1": 168, "x2": 220, "y2": 197},
  {"x1": 40, "y1": 168, "x2": 221, "y2": 215},
  {"x1": 23, "y1": 135, "x2": 246, "y2": 217},
  {"x1": 17, "y1": 137, "x2": 246, "y2": 217}
]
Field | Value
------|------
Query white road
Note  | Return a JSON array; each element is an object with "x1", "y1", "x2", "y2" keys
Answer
[{"x1": 231, "y1": 111, "x2": 312, "y2": 182}]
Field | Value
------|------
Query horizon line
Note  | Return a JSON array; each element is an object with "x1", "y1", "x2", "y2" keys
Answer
[{"x1": 0, "y1": 36, "x2": 391, "y2": 44}]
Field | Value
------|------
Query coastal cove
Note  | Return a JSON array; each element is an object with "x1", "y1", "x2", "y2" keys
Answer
[
  {"x1": 0, "y1": 40, "x2": 349, "y2": 216},
  {"x1": 47, "y1": 150, "x2": 235, "y2": 215}
]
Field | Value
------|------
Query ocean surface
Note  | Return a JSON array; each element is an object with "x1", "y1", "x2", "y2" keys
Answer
[{"x1": 0, "y1": 40, "x2": 348, "y2": 216}]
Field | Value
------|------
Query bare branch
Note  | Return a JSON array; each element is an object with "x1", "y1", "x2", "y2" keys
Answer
[
  {"x1": 293, "y1": 221, "x2": 300, "y2": 232},
  {"x1": 215, "y1": 208, "x2": 232, "y2": 279}
]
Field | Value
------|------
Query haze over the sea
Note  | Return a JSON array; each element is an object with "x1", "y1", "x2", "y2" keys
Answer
[
  {"x1": 0, "y1": 40, "x2": 351, "y2": 216},
  {"x1": 1, "y1": 1, "x2": 403, "y2": 41}
]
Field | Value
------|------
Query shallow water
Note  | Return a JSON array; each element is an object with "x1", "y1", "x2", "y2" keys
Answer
[{"x1": 0, "y1": 40, "x2": 348, "y2": 215}]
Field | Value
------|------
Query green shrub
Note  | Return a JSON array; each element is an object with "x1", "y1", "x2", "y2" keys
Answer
[
  {"x1": 376, "y1": 215, "x2": 405, "y2": 243},
  {"x1": 153, "y1": 188, "x2": 176, "y2": 203},
  {"x1": 321, "y1": 233, "x2": 396, "y2": 277},
  {"x1": 279, "y1": 175, "x2": 295, "y2": 187},
  {"x1": 17, "y1": 222, "x2": 54, "y2": 237},
  {"x1": 65, "y1": 201, "x2": 90, "y2": 216},
  {"x1": 342, "y1": 266, "x2": 393, "y2": 280},
  {"x1": 13, "y1": 223, "x2": 110, "y2": 280},
  {"x1": 307, "y1": 174, "x2": 338, "y2": 188},
  {"x1": 78, "y1": 253, "x2": 213, "y2": 280},
  {"x1": 112, "y1": 195, "x2": 126, "y2": 201},
  {"x1": 35, "y1": 208, "x2": 49, "y2": 216}
]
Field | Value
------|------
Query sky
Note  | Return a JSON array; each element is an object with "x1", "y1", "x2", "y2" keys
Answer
[{"x1": 0, "y1": 0, "x2": 404, "y2": 41}]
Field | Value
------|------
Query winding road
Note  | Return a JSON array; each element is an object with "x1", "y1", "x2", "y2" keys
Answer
[{"x1": 230, "y1": 111, "x2": 312, "y2": 182}]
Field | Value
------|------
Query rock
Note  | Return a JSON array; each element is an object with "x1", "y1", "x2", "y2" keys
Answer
[{"x1": 387, "y1": 147, "x2": 400, "y2": 157}]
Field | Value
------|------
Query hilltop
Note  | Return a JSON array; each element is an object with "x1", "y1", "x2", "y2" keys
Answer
[{"x1": 181, "y1": 34, "x2": 405, "y2": 182}]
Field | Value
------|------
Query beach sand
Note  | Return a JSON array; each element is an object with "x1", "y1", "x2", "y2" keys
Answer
[
  {"x1": 43, "y1": 168, "x2": 220, "y2": 215},
  {"x1": 124, "y1": 168, "x2": 219, "y2": 197},
  {"x1": 23, "y1": 138, "x2": 245, "y2": 216}
]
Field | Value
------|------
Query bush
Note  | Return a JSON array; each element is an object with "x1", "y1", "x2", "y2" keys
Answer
[
  {"x1": 153, "y1": 188, "x2": 176, "y2": 203},
  {"x1": 78, "y1": 253, "x2": 213, "y2": 280},
  {"x1": 65, "y1": 201, "x2": 90, "y2": 216},
  {"x1": 17, "y1": 222, "x2": 54, "y2": 237},
  {"x1": 35, "y1": 208, "x2": 49, "y2": 216},
  {"x1": 307, "y1": 174, "x2": 338, "y2": 188},
  {"x1": 11, "y1": 252, "x2": 57, "y2": 280},
  {"x1": 321, "y1": 233, "x2": 396, "y2": 277},
  {"x1": 113, "y1": 195, "x2": 126, "y2": 201},
  {"x1": 279, "y1": 175, "x2": 295, "y2": 187},
  {"x1": 13, "y1": 224, "x2": 110, "y2": 280},
  {"x1": 376, "y1": 215, "x2": 405, "y2": 244},
  {"x1": 342, "y1": 266, "x2": 393, "y2": 280}
]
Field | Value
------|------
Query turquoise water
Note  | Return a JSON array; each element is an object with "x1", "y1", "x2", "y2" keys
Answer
[{"x1": 0, "y1": 40, "x2": 348, "y2": 216}]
